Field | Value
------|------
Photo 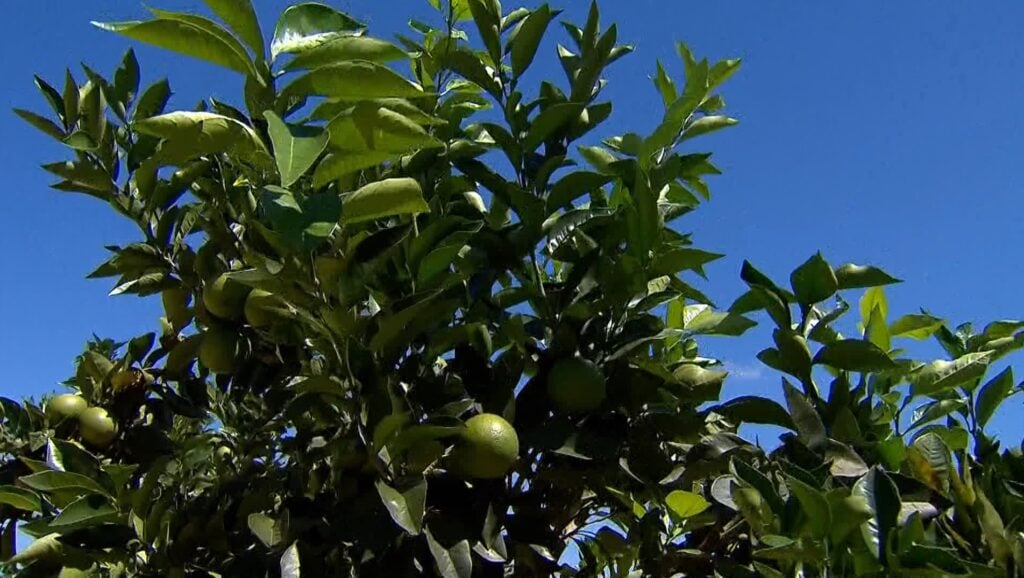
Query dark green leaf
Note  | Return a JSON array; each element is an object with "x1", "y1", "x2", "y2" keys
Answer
[
  {"x1": 133, "y1": 111, "x2": 271, "y2": 166},
  {"x1": 976, "y1": 366, "x2": 1014, "y2": 428},
  {"x1": 790, "y1": 252, "x2": 838, "y2": 305},
  {"x1": 682, "y1": 115, "x2": 737, "y2": 140},
  {"x1": 711, "y1": 396, "x2": 794, "y2": 430},
  {"x1": 547, "y1": 171, "x2": 612, "y2": 212},
  {"x1": 853, "y1": 468, "x2": 901, "y2": 564},
  {"x1": 813, "y1": 339, "x2": 894, "y2": 372},
  {"x1": 909, "y1": 399, "x2": 966, "y2": 432},
  {"x1": 835, "y1": 263, "x2": 902, "y2": 289},
  {"x1": 14, "y1": 109, "x2": 64, "y2": 141},
  {"x1": 783, "y1": 379, "x2": 826, "y2": 451},
  {"x1": 784, "y1": 474, "x2": 831, "y2": 538},
  {"x1": 523, "y1": 103, "x2": 584, "y2": 153},
  {"x1": 509, "y1": 5, "x2": 555, "y2": 79}
]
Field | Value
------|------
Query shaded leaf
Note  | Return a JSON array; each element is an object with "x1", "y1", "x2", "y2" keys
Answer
[
  {"x1": 94, "y1": 18, "x2": 255, "y2": 76},
  {"x1": 0, "y1": 485, "x2": 42, "y2": 512},
  {"x1": 509, "y1": 5, "x2": 555, "y2": 78},
  {"x1": 282, "y1": 61, "x2": 424, "y2": 101},
  {"x1": 976, "y1": 366, "x2": 1014, "y2": 428},
  {"x1": 790, "y1": 252, "x2": 838, "y2": 305},
  {"x1": 711, "y1": 396, "x2": 794, "y2": 430},
  {"x1": 284, "y1": 36, "x2": 407, "y2": 70},
  {"x1": 813, "y1": 339, "x2": 894, "y2": 372},
  {"x1": 783, "y1": 379, "x2": 826, "y2": 451}
]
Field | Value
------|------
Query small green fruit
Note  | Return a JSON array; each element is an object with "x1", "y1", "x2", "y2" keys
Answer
[
  {"x1": 244, "y1": 289, "x2": 280, "y2": 328},
  {"x1": 199, "y1": 328, "x2": 243, "y2": 375},
  {"x1": 202, "y1": 274, "x2": 251, "y2": 320},
  {"x1": 47, "y1": 394, "x2": 88, "y2": 422},
  {"x1": 546, "y1": 357, "x2": 607, "y2": 413},
  {"x1": 449, "y1": 414, "x2": 519, "y2": 480},
  {"x1": 78, "y1": 407, "x2": 117, "y2": 449}
]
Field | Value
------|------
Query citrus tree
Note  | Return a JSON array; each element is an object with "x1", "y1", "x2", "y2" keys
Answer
[{"x1": 4, "y1": 1, "x2": 1024, "y2": 576}]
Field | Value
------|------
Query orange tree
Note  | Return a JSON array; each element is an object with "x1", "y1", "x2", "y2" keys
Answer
[{"x1": 4, "y1": 1, "x2": 1024, "y2": 576}]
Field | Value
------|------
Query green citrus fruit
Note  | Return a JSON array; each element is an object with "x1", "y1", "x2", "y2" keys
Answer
[
  {"x1": 450, "y1": 414, "x2": 519, "y2": 480},
  {"x1": 546, "y1": 357, "x2": 607, "y2": 413},
  {"x1": 199, "y1": 328, "x2": 243, "y2": 374},
  {"x1": 58, "y1": 568, "x2": 92, "y2": 578},
  {"x1": 161, "y1": 287, "x2": 192, "y2": 328},
  {"x1": 202, "y1": 274, "x2": 251, "y2": 320},
  {"x1": 244, "y1": 289, "x2": 280, "y2": 328},
  {"x1": 46, "y1": 394, "x2": 88, "y2": 422},
  {"x1": 78, "y1": 407, "x2": 117, "y2": 449}
]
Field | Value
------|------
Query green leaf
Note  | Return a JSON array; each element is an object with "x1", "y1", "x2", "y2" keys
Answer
[
  {"x1": 133, "y1": 78, "x2": 172, "y2": 121},
  {"x1": 835, "y1": 263, "x2": 902, "y2": 289},
  {"x1": 711, "y1": 396, "x2": 795, "y2": 430},
  {"x1": 271, "y1": 3, "x2": 365, "y2": 59},
  {"x1": 665, "y1": 490, "x2": 711, "y2": 519},
  {"x1": 652, "y1": 60, "x2": 677, "y2": 108},
  {"x1": 203, "y1": 0, "x2": 265, "y2": 56},
  {"x1": 341, "y1": 178, "x2": 429, "y2": 225},
  {"x1": 785, "y1": 474, "x2": 831, "y2": 539},
  {"x1": 909, "y1": 399, "x2": 966, "y2": 432},
  {"x1": 853, "y1": 467, "x2": 901, "y2": 564},
  {"x1": 280, "y1": 542, "x2": 302, "y2": 578},
  {"x1": 133, "y1": 111, "x2": 271, "y2": 166},
  {"x1": 906, "y1": 432, "x2": 949, "y2": 494},
  {"x1": 865, "y1": 305, "x2": 891, "y2": 353},
  {"x1": 375, "y1": 480, "x2": 426, "y2": 535},
  {"x1": 313, "y1": 151, "x2": 398, "y2": 187},
  {"x1": 49, "y1": 494, "x2": 118, "y2": 530},
  {"x1": 426, "y1": 0, "x2": 473, "y2": 21},
  {"x1": 547, "y1": 171, "x2": 612, "y2": 212},
  {"x1": 910, "y1": 352, "x2": 992, "y2": 397},
  {"x1": 826, "y1": 492, "x2": 873, "y2": 545},
  {"x1": 682, "y1": 115, "x2": 738, "y2": 140},
  {"x1": 890, "y1": 314, "x2": 945, "y2": 340},
  {"x1": 523, "y1": 103, "x2": 584, "y2": 153},
  {"x1": 813, "y1": 339, "x2": 894, "y2": 372},
  {"x1": 93, "y1": 18, "x2": 255, "y2": 76},
  {"x1": 0, "y1": 485, "x2": 41, "y2": 512},
  {"x1": 425, "y1": 528, "x2": 473, "y2": 578},
  {"x1": 15, "y1": 108, "x2": 64, "y2": 141},
  {"x1": 509, "y1": 5, "x2": 555, "y2": 79},
  {"x1": 790, "y1": 252, "x2": 838, "y2": 305},
  {"x1": 859, "y1": 286, "x2": 888, "y2": 331},
  {"x1": 976, "y1": 366, "x2": 1014, "y2": 428},
  {"x1": 282, "y1": 61, "x2": 425, "y2": 101},
  {"x1": 18, "y1": 470, "x2": 110, "y2": 498},
  {"x1": 652, "y1": 248, "x2": 724, "y2": 278},
  {"x1": 783, "y1": 379, "x2": 826, "y2": 450},
  {"x1": 284, "y1": 36, "x2": 407, "y2": 70},
  {"x1": 264, "y1": 111, "x2": 329, "y2": 187},
  {"x1": 248, "y1": 513, "x2": 284, "y2": 547}
]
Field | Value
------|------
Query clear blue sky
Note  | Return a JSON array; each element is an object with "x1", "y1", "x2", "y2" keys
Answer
[{"x1": 2, "y1": 1, "x2": 1022, "y2": 443}]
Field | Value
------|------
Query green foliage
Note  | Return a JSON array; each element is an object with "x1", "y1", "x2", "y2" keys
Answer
[{"x1": 4, "y1": 0, "x2": 1024, "y2": 576}]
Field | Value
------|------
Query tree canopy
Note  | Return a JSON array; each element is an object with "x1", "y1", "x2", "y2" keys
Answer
[{"x1": 3, "y1": 1, "x2": 1024, "y2": 576}]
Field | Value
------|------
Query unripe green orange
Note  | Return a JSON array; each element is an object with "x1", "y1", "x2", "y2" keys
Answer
[
  {"x1": 449, "y1": 414, "x2": 519, "y2": 480},
  {"x1": 199, "y1": 328, "x2": 243, "y2": 374},
  {"x1": 244, "y1": 289, "x2": 280, "y2": 328},
  {"x1": 202, "y1": 274, "x2": 250, "y2": 320},
  {"x1": 78, "y1": 407, "x2": 117, "y2": 449},
  {"x1": 546, "y1": 357, "x2": 607, "y2": 413},
  {"x1": 47, "y1": 394, "x2": 88, "y2": 422}
]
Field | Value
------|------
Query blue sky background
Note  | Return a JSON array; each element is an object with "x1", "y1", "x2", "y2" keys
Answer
[{"x1": 2, "y1": 1, "x2": 1022, "y2": 444}]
